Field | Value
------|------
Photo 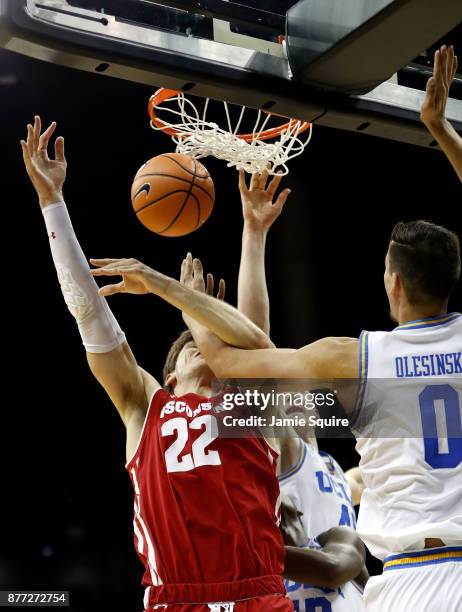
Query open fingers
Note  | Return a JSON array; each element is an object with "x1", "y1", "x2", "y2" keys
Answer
[
  {"x1": 250, "y1": 171, "x2": 262, "y2": 190},
  {"x1": 438, "y1": 45, "x2": 453, "y2": 90},
  {"x1": 55, "y1": 136, "x2": 66, "y2": 162},
  {"x1": 91, "y1": 267, "x2": 124, "y2": 277},
  {"x1": 250, "y1": 169, "x2": 269, "y2": 190},
  {"x1": 91, "y1": 263, "x2": 142, "y2": 278},
  {"x1": 205, "y1": 273, "x2": 226, "y2": 299},
  {"x1": 206, "y1": 273, "x2": 214, "y2": 296},
  {"x1": 193, "y1": 257, "x2": 204, "y2": 280},
  {"x1": 38, "y1": 121, "x2": 57, "y2": 154},
  {"x1": 445, "y1": 46, "x2": 451, "y2": 84},
  {"x1": 217, "y1": 278, "x2": 226, "y2": 301},
  {"x1": 182, "y1": 253, "x2": 193, "y2": 284},
  {"x1": 90, "y1": 258, "x2": 126, "y2": 268},
  {"x1": 26, "y1": 124, "x2": 34, "y2": 156},
  {"x1": 425, "y1": 73, "x2": 437, "y2": 94},
  {"x1": 440, "y1": 45, "x2": 450, "y2": 88},
  {"x1": 238, "y1": 168, "x2": 249, "y2": 194},
  {"x1": 98, "y1": 282, "x2": 126, "y2": 297},
  {"x1": 433, "y1": 49, "x2": 442, "y2": 84},
  {"x1": 33, "y1": 115, "x2": 42, "y2": 152},
  {"x1": 259, "y1": 167, "x2": 270, "y2": 190},
  {"x1": 445, "y1": 45, "x2": 454, "y2": 86},
  {"x1": 180, "y1": 258, "x2": 187, "y2": 285},
  {"x1": 192, "y1": 258, "x2": 205, "y2": 292},
  {"x1": 448, "y1": 46, "x2": 457, "y2": 84},
  {"x1": 90, "y1": 261, "x2": 139, "y2": 276},
  {"x1": 20, "y1": 140, "x2": 32, "y2": 171},
  {"x1": 273, "y1": 188, "x2": 291, "y2": 214},
  {"x1": 266, "y1": 174, "x2": 283, "y2": 198}
]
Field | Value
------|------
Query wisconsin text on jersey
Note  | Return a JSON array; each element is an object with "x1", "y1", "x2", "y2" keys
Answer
[{"x1": 160, "y1": 399, "x2": 215, "y2": 419}]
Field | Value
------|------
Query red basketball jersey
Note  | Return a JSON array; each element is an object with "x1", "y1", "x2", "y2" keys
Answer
[{"x1": 126, "y1": 389, "x2": 286, "y2": 608}]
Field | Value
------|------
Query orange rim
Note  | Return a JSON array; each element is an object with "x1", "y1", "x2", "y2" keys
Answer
[{"x1": 148, "y1": 88, "x2": 311, "y2": 143}]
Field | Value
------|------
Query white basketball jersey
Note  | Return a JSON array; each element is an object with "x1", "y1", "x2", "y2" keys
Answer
[
  {"x1": 353, "y1": 312, "x2": 462, "y2": 561},
  {"x1": 279, "y1": 439, "x2": 365, "y2": 611}
]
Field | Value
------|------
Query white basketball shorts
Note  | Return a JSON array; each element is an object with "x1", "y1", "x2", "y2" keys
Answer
[{"x1": 364, "y1": 546, "x2": 462, "y2": 612}]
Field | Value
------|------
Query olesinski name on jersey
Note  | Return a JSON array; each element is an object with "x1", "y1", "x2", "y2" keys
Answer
[{"x1": 395, "y1": 351, "x2": 461, "y2": 377}]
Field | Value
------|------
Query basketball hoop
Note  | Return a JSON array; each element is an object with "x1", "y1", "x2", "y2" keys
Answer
[{"x1": 148, "y1": 89, "x2": 312, "y2": 176}]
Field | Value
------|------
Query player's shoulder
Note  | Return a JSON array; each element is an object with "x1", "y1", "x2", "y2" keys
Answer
[
  {"x1": 362, "y1": 313, "x2": 462, "y2": 350},
  {"x1": 370, "y1": 312, "x2": 462, "y2": 336},
  {"x1": 305, "y1": 336, "x2": 359, "y2": 378},
  {"x1": 139, "y1": 368, "x2": 164, "y2": 402},
  {"x1": 316, "y1": 336, "x2": 359, "y2": 357}
]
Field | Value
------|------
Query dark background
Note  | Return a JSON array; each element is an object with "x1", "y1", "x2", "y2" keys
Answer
[{"x1": 1, "y1": 36, "x2": 461, "y2": 611}]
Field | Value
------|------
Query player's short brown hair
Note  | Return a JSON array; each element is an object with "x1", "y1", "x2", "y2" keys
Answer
[
  {"x1": 389, "y1": 220, "x2": 461, "y2": 305},
  {"x1": 163, "y1": 329, "x2": 194, "y2": 393}
]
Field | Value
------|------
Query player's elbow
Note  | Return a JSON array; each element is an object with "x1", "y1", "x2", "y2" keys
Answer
[
  {"x1": 209, "y1": 347, "x2": 243, "y2": 379},
  {"x1": 248, "y1": 328, "x2": 274, "y2": 350}
]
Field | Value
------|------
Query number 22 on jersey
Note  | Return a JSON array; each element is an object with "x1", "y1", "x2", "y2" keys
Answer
[{"x1": 161, "y1": 415, "x2": 222, "y2": 473}]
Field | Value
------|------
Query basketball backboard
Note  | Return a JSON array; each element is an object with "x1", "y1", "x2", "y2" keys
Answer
[{"x1": 1, "y1": 0, "x2": 461, "y2": 148}]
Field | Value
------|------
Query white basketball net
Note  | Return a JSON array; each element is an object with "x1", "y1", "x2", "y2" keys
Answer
[{"x1": 150, "y1": 92, "x2": 312, "y2": 176}]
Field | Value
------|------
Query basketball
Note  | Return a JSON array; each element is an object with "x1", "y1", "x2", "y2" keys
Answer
[{"x1": 131, "y1": 153, "x2": 215, "y2": 237}]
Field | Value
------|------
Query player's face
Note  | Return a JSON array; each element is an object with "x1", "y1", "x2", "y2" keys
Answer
[
  {"x1": 175, "y1": 341, "x2": 213, "y2": 383},
  {"x1": 384, "y1": 250, "x2": 398, "y2": 322}
]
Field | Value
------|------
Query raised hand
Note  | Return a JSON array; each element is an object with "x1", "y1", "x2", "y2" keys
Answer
[
  {"x1": 421, "y1": 45, "x2": 458, "y2": 129},
  {"x1": 180, "y1": 253, "x2": 226, "y2": 300},
  {"x1": 90, "y1": 258, "x2": 164, "y2": 297},
  {"x1": 180, "y1": 253, "x2": 225, "y2": 330},
  {"x1": 239, "y1": 167, "x2": 291, "y2": 234},
  {"x1": 20, "y1": 115, "x2": 67, "y2": 208}
]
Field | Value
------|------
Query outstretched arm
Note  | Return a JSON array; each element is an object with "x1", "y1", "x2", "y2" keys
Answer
[
  {"x1": 21, "y1": 117, "x2": 158, "y2": 434},
  {"x1": 90, "y1": 258, "x2": 359, "y2": 380},
  {"x1": 284, "y1": 527, "x2": 367, "y2": 589},
  {"x1": 421, "y1": 45, "x2": 462, "y2": 182},
  {"x1": 176, "y1": 169, "x2": 291, "y2": 372},
  {"x1": 238, "y1": 169, "x2": 290, "y2": 334},
  {"x1": 91, "y1": 255, "x2": 272, "y2": 350}
]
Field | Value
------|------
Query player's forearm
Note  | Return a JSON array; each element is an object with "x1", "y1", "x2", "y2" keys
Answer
[
  {"x1": 238, "y1": 229, "x2": 270, "y2": 334},
  {"x1": 424, "y1": 119, "x2": 462, "y2": 182},
  {"x1": 284, "y1": 546, "x2": 339, "y2": 587},
  {"x1": 284, "y1": 544, "x2": 364, "y2": 589},
  {"x1": 153, "y1": 275, "x2": 273, "y2": 350},
  {"x1": 43, "y1": 201, "x2": 126, "y2": 353}
]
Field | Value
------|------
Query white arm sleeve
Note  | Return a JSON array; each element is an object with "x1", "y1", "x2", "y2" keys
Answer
[{"x1": 42, "y1": 201, "x2": 126, "y2": 354}]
